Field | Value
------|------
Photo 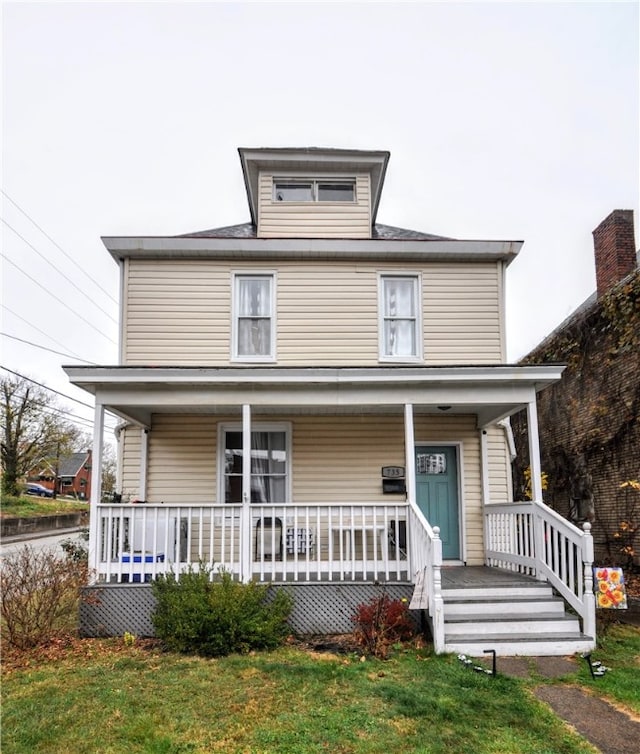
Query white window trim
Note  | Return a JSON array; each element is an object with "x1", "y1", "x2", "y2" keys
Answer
[
  {"x1": 217, "y1": 421, "x2": 292, "y2": 505},
  {"x1": 272, "y1": 177, "x2": 356, "y2": 203},
  {"x1": 378, "y1": 272, "x2": 423, "y2": 363},
  {"x1": 231, "y1": 271, "x2": 277, "y2": 363}
]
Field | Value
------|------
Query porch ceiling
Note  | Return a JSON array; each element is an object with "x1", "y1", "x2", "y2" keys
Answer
[{"x1": 64, "y1": 364, "x2": 564, "y2": 429}]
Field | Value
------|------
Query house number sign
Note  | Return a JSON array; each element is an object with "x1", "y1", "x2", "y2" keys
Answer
[{"x1": 381, "y1": 466, "x2": 405, "y2": 478}]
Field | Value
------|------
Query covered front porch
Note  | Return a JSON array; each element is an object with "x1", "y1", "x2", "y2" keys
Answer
[{"x1": 66, "y1": 364, "x2": 596, "y2": 653}]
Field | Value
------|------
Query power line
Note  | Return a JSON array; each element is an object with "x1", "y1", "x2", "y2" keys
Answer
[
  {"x1": 2, "y1": 218, "x2": 118, "y2": 324},
  {"x1": 1, "y1": 189, "x2": 118, "y2": 305},
  {"x1": 0, "y1": 365, "x2": 97, "y2": 411},
  {"x1": 7, "y1": 392, "x2": 118, "y2": 433},
  {"x1": 0, "y1": 252, "x2": 118, "y2": 345},
  {"x1": 1, "y1": 367, "x2": 119, "y2": 434},
  {"x1": 2, "y1": 304, "x2": 87, "y2": 361},
  {"x1": 1, "y1": 331, "x2": 100, "y2": 365}
]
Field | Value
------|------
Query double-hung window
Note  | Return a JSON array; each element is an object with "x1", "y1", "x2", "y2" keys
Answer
[
  {"x1": 221, "y1": 425, "x2": 290, "y2": 504},
  {"x1": 233, "y1": 273, "x2": 275, "y2": 361},
  {"x1": 379, "y1": 274, "x2": 422, "y2": 361}
]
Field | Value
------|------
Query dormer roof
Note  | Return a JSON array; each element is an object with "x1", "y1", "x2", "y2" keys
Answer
[{"x1": 238, "y1": 147, "x2": 390, "y2": 227}]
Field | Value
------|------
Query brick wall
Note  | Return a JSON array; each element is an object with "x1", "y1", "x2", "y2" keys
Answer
[{"x1": 511, "y1": 269, "x2": 640, "y2": 564}]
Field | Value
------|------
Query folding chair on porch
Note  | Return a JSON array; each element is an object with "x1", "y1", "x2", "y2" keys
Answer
[
  {"x1": 255, "y1": 517, "x2": 283, "y2": 561},
  {"x1": 389, "y1": 520, "x2": 407, "y2": 558}
]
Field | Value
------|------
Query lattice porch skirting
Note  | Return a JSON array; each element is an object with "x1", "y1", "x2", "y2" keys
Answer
[{"x1": 79, "y1": 582, "x2": 415, "y2": 638}]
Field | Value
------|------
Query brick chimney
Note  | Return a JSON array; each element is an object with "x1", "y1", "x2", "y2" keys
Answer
[{"x1": 593, "y1": 209, "x2": 637, "y2": 299}]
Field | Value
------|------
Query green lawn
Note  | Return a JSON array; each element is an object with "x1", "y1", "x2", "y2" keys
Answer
[
  {"x1": 0, "y1": 494, "x2": 89, "y2": 518},
  {"x1": 6, "y1": 627, "x2": 639, "y2": 754}
]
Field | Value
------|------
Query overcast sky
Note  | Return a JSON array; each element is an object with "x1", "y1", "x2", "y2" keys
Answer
[{"x1": 2, "y1": 1, "x2": 638, "y2": 436}]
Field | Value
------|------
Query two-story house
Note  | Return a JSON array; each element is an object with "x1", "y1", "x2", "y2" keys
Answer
[{"x1": 65, "y1": 147, "x2": 596, "y2": 655}]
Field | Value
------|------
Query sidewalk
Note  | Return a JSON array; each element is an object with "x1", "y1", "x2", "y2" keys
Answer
[{"x1": 482, "y1": 655, "x2": 640, "y2": 754}]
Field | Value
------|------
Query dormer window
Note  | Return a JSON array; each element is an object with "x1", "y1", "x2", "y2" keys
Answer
[{"x1": 273, "y1": 179, "x2": 355, "y2": 203}]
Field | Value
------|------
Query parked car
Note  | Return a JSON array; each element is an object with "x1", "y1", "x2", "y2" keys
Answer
[{"x1": 25, "y1": 483, "x2": 54, "y2": 498}]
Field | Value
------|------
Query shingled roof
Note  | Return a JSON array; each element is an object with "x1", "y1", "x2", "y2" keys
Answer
[
  {"x1": 178, "y1": 223, "x2": 452, "y2": 241},
  {"x1": 58, "y1": 451, "x2": 91, "y2": 478}
]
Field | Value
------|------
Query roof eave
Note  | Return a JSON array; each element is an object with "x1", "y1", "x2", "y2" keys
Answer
[{"x1": 101, "y1": 236, "x2": 523, "y2": 264}]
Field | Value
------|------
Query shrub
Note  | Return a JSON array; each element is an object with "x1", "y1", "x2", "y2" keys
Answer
[
  {"x1": 351, "y1": 592, "x2": 416, "y2": 658},
  {"x1": 0, "y1": 544, "x2": 90, "y2": 649},
  {"x1": 151, "y1": 564, "x2": 293, "y2": 656},
  {"x1": 60, "y1": 528, "x2": 89, "y2": 563}
]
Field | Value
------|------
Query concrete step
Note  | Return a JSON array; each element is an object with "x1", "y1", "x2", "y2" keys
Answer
[
  {"x1": 444, "y1": 595, "x2": 566, "y2": 616},
  {"x1": 441, "y1": 583, "x2": 553, "y2": 600},
  {"x1": 445, "y1": 613, "x2": 581, "y2": 636},
  {"x1": 445, "y1": 633, "x2": 595, "y2": 657}
]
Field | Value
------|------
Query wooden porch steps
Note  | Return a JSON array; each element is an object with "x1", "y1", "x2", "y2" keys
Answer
[{"x1": 433, "y1": 567, "x2": 594, "y2": 657}]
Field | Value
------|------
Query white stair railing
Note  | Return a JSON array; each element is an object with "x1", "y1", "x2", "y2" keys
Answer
[
  {"x1": 407, "y1": 501, "x2": 445, "y2": 653},
  {"x1": 484, "y1": 500, "x2": 596, "y2": 638}
]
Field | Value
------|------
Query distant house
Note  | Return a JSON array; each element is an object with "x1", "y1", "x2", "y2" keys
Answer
[
  {"x1": 65, "y1": 146, "x2": 596, "y2": 655},
  {"x1": 28, "y1": 450, "x2": 92, "y2": 499},
  {"x1": 512, "y1": 210, "x2": 639, "y2": 567}
]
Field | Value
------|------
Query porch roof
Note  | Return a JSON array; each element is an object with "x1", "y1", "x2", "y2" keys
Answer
[{"x1": 64, "y1": 364, "x2": 564, "y2": 429}]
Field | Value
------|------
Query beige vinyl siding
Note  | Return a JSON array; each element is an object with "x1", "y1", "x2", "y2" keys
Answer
[
  {"x1": 292, "y1": 415, "x2": 405, "y2": 502},
  {"x1": 126, "y1": 412, "x2": 484, "y2": 562},
  {"x1": 485, "y1": 424, "x2": 513, "y2": 504},
  {"x1": 146, "y1": 414, "x2": 223, "y2": 504},
  {"x1": 258, "y1": 173, "x2": 371, "y2": 238},
  {"x1": 423, "y1": 263, "x2": 502, "y2": 364},
  {"x1": 124, "y1": 261, "x2": 231, "y2": 365},
  {"x1": 119, "y1": 426, "x2": 143, "y2": 501},
  {"x1": 123, "y1": 259, "x2": 503, "y2": 366}
]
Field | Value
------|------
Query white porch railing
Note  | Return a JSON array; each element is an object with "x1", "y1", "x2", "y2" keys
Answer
[
  {"x1": 93, "y1": 502, "x2": 412, "y2": 585},
  {"x1": 484, "y1": 499, "x2": 596, "y2": 638},
  {"x1": 407, "y1": 501, "x2": 445, "y2": 652}
]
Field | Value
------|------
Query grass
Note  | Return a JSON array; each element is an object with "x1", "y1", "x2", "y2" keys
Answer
[
  {"x1": 0, "y1": 494, "x2": 89, "y2": 518},
  {"x1": 6, "y1": 626, "x2": 639, "y2": 754}
]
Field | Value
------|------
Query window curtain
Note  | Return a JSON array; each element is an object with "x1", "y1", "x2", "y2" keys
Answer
[
  {"x1": 383, "y1": 278, "x2": 416, "y2": 356},
  {"x1": 251, "y1": 432, "x2": 286, "y2": 503},
  {"x1": 238, "y1": 277, "x2": 271, "y2": 356},
  {"x1": 224, "y1": 431, "x2": 286, "y2": 504}
]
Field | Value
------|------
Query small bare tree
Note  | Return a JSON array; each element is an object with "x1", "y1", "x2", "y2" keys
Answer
[
  {"x1": 1, "y1": 375, "x2": 83, "y2": 496},
  {"x1": 0, "y1": 545, "x2": 91, "y2": 649}
]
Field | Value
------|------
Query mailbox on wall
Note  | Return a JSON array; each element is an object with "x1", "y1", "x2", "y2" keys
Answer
[{"x1": 381, "y1": 466, "x2": 406, "y2": 494}]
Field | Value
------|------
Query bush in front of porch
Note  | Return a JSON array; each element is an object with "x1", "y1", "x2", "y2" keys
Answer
[
  {"x1": 151, "y1": 564, "x2": 293, "y2": 657},
  {"x1": 351, "y1": 592, "x2": 416, "y2": 659}
]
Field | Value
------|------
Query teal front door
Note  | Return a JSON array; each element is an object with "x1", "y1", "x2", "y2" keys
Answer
[{"x1": 415, "y1": 445, "x2": 460, "y2": 560}]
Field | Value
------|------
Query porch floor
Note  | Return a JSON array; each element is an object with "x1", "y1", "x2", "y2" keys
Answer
[{"x1": 441, "y1": 565, "x2": 538, "y2": 589}]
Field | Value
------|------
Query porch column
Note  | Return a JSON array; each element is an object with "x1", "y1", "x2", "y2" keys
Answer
[
  {"x1": 89, "y1": 402, "x2": 105, "y2": 579},
  {"x1": 526, "y1": 398, "x2": 543, "y2": 502},
  {"x1": 527, "y1": 397, "x2": 546, "y2": 580},
  {"x1": 479, "y1": 429, "x2": 491, "y2": 566},
  {"x1": 404, "y1": 404, "x2": 416, "y2": 505},
  {"x1": 241, "y1": 404, "x2": 252, "y2": 581}
]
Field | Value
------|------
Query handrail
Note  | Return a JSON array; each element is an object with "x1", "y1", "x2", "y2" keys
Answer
[
  {"x1": 407, "y1": 501, "x2": 445, "y2": 653},
  {"x1": 484, "y1": 499, "x2": 595, "y2": 638}
]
